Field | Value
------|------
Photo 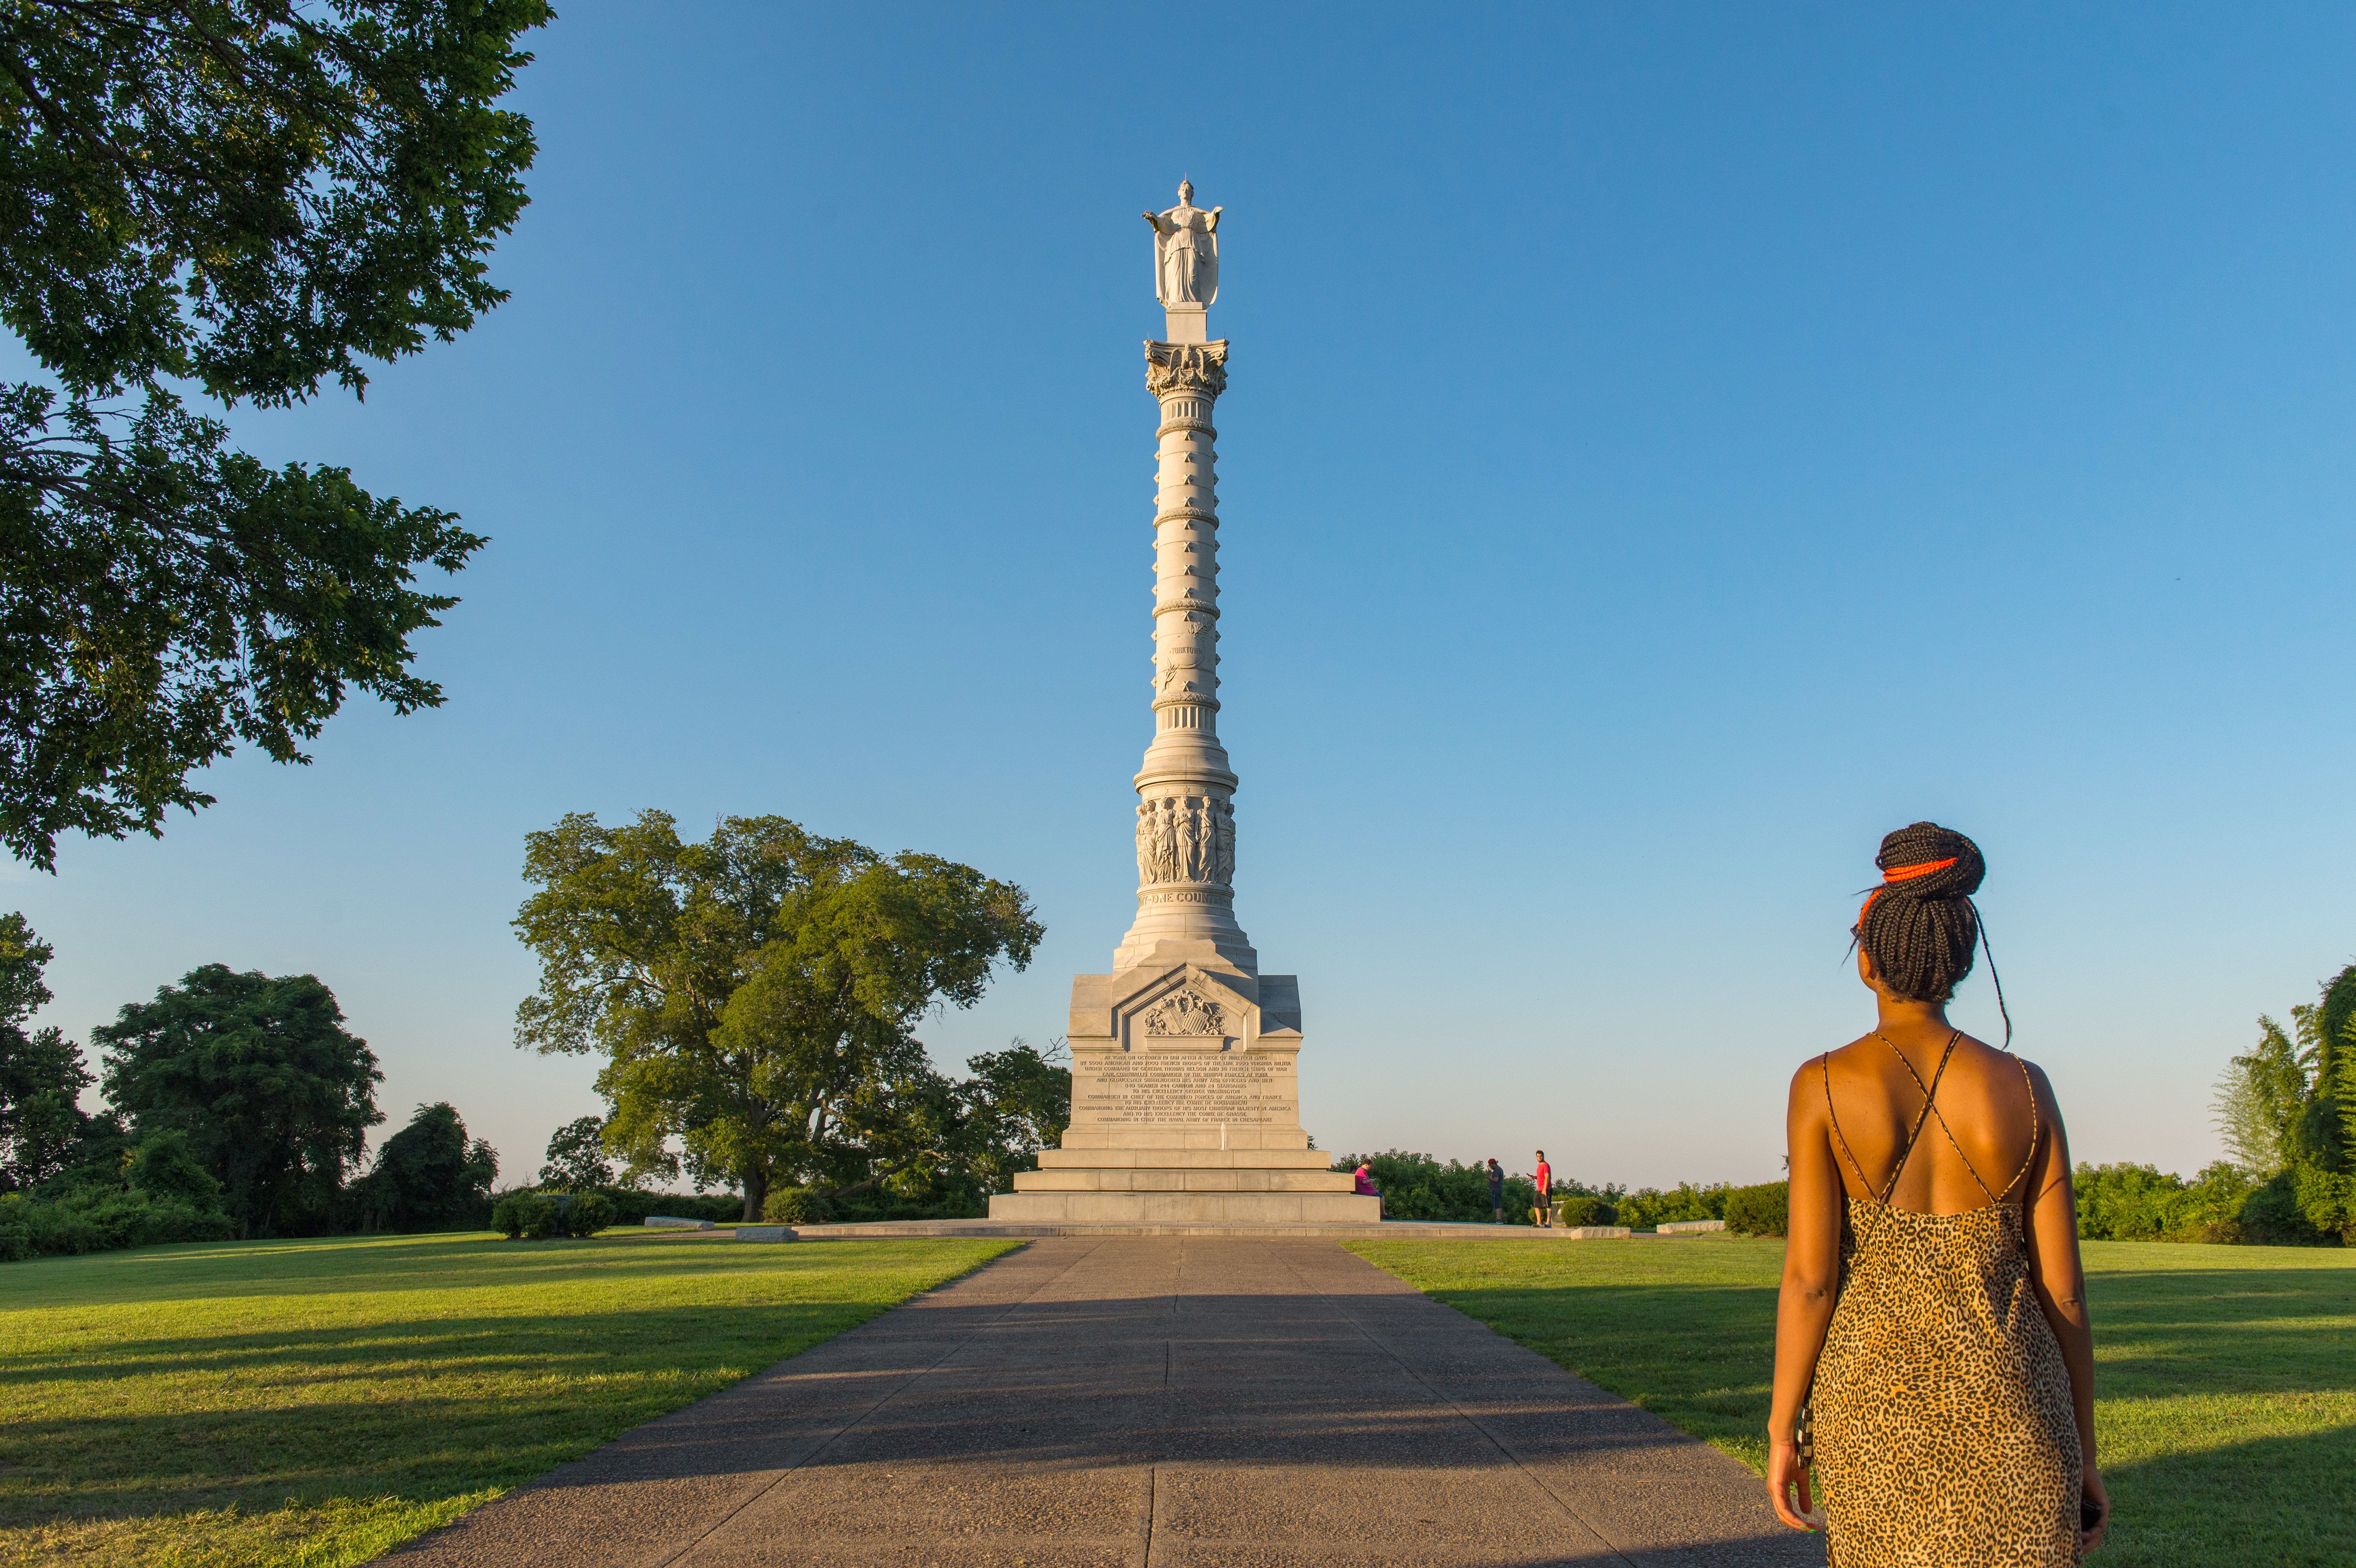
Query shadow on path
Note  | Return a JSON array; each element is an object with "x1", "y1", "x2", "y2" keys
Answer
[{"x1": 386, "y1": 1238, "x2": 1823, "y2": 1568}]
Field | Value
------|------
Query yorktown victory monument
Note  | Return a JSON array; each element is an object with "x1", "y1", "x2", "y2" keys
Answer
[{"x1": 990, "y1": 185, "x2": 1378, "y2": 1224}]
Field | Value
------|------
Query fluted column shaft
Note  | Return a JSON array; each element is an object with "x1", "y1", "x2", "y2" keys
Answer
[{"x1": 1113, "y1": 340, "x2": 1256, "y2": 973}]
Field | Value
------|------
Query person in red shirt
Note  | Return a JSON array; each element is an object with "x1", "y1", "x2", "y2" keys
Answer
[{"x1": 1533, "y1": 1150, "x2": 1552, "y2": 1228}]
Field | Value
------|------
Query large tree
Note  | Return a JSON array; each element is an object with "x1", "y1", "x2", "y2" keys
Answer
[
  {"x1": 0, "y1": 0, "x2": 550, "y2": 870},
  {"x1": 2211, "y1": 1015, "x2": 2307, "y2": 1177},
  {"x1": 513, "y1": 812, "x2": 1043, "y2": 1220},
  {"x1": 0, "y1": 909, "x2": 99, "y2": 1191},
  {"x1": 352, "y1": 1100, "x2": 495, "y2": 1230},
  {"x1": 96, "y1": 963, "x2": 382, "y2": 1234},
  {"x1": 536, "y1": 1113, "x2": 615, "y2": 1190}
]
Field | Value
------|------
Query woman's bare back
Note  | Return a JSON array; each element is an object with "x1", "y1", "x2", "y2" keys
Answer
[{"x1": 1814, "y1": 1027, "x2": 2052, "y2": 1216}]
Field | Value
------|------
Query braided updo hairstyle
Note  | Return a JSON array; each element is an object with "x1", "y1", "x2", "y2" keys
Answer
[{"x1": 1855, "y1": 822, "x2": 1986, "y2": 1004}]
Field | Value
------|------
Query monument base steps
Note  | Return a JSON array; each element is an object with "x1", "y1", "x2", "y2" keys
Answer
[{"x1": 986, "y1": 1190, "x2": 1380, "y2": 1224}]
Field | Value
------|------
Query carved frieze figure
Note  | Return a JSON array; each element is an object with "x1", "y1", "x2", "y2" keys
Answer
[
  {"x1": 1176, "y1": 796, "x2": 1200, "y2": 881},
  {"x1": 1143, "y1": 179, "x2": 1221, "y2": 307},
  {"x1": 1214, "y1": 800, "x2": 1235, "y2": 884}
]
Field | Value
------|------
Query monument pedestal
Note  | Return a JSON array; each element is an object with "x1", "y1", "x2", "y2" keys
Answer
[
  {"x1": 990, "y1": 183, "x2": 1373, "y2": 1225},
  {"x1": 993, "y1": 941, "x2": 1376, "y2": 1224}
]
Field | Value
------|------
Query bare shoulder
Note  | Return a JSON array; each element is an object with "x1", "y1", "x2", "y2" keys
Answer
[
  {"x1": 1788, "y1": 1036, "x2": 1872, "y2": 1103},
  {"x1": 2012, "y1": 1055, "x2": 2065, "y2": 1115}
]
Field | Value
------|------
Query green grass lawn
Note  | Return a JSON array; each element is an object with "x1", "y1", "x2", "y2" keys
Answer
[
  {"x1": 0, "y1": 1230, "x2": 1018, "y2": 1568},
  {"x1": 1348, "y1": 1235, "x2": 2356, "y2": 1568}
]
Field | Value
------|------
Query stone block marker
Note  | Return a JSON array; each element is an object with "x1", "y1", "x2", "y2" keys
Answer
[
  {"x1": 641, "y1": 1215, "x2": 715, "y2": 1230},
  {"x1": 731, "y1": 1226, "x2": 794, "y2": 1243},
  {"x1": 382, "y1": 1237, "x2": 1817, "y2": 1568},
  {"x1": 1561, "y1": 1225, "x2": 1634, "y2": 1239},
  {"x1": 1657, "y1": 1219, "x2": 1731, "y2": 1234}
]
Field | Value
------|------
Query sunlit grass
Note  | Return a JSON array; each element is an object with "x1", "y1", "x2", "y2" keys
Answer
[
  {"x1": 1348, "y1": 1236, "x2": 2356, "y2": 1568},
  {"x1": 0, "y1": 1230, "x2": 1017, "y2": 1568}
]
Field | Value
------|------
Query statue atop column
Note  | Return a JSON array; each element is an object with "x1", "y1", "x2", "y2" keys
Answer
[{"x1": 1143, "y1": 178, "x2": 1221, "y2": 308}]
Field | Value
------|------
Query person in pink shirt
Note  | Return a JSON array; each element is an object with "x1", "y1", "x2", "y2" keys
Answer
[
  {"x1": 1353, "y1": 1162, "x2": 1383, "y2": 1218},
  {"x1": 1534, "y1": 1150, "x2": 1553, "y2": 1228}
]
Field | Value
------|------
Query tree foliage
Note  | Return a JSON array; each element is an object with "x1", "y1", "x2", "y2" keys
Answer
[
  {"x1": 960, "y1": 1037, "x2": 1070, "y2": 1196},
  {"x1": 353, "y1": 1100, "x2": 495, "y2": 1231},
  {"x1": 95, "y1": 963, "x2": 381, "y2": 1235},
  {"x1": 536, "y1": 1113, "x2": 615, "y2": 1191},
  {"x1": 513, "y1": 811, "x2": 1043, "y2": 1220},
  {"x1": 2212, "y1": 1015, "x2": 2308, "y2": 1177},
  {"x1": 0, "y1": 909, "x2": 103, "y2": 1191},
  {"x1": 2207, "y1": 967, "x2": 2356, "y2": 1242},
  {"x1": 0, "y1": 0, "x2": 551, "y2": 869}
]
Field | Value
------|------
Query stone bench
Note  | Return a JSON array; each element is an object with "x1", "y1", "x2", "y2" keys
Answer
[
  {"x1": 1654, "y1": 1219, "x2": 1728, "y2": 1235},
  {"x1": 643, "y1": 1216, "x2": 716, "y2": 1230},
  {"x1": 1558, "y1": 1226, "x2": 1633, "y2": 1240},
  {"x1": 733, "y1": 1226, "x2": 796, "y2": 1242}
]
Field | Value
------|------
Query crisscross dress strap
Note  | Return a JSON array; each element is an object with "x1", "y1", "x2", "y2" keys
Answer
[
  {"x1": 1822, "y1": 1032, "x2": 1960, "y2": 1247},
  {"x1": 1881, "y1": 1037, "x2": 2042, "y2": 1204}
]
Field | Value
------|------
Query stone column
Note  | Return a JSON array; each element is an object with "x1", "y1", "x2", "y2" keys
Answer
[
  {"x1": 983, "y1": 182, "x2": 1368, "y2": 1221},
  {"x1": 1111, "y1": 338, "x2": 1256, "y2": 974}
]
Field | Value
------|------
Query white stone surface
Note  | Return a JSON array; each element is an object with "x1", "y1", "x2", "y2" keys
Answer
[
  {"x1": 732, "y1": 1225, "x2": 796, "y2": 1242},
  {"x1": 1655, "y1": 1219, "x2": 1730, "y2": 1234},
  {"x1": 988, "y1": 187, "x2": 1373, "y2": 1226}
]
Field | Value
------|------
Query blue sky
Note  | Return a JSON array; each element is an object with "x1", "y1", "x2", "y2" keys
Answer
[{"x1": 11, "y1": 4, "x2": 2354, "y2": 1190}]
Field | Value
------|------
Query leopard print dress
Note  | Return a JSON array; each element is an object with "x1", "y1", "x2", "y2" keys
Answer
[{"x1": 1809, "y1": 1040, "x2": 2081, "y2": 1568}]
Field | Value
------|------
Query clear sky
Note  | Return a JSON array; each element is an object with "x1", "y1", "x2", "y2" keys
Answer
[{"x1": 10, "y1": 4, "x2": 2354, "y2": 1192}]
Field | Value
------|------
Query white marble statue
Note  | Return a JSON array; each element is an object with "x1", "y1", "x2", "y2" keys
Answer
[{"x1": 1143, "y1": 179, "x2": 1221, "y2": 307}]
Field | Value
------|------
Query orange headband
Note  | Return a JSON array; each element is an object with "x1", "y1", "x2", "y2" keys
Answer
[{"x1": 1857, "y1": 856, "x2": 1962, "y2": 927}]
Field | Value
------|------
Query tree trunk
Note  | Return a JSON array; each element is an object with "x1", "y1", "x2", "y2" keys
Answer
[{"x1": 741, "y1": 1164, "x2": 768, "y2": 1222}]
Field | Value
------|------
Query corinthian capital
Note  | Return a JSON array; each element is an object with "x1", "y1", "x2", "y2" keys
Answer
[{"x1": 1145, "y1": 339, "x2": 1229, "y2": 400}]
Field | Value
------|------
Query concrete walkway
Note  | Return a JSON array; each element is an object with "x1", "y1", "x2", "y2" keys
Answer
[{"x1": 387, "y1": 1238, "x2": 1815, "y2": 1568}]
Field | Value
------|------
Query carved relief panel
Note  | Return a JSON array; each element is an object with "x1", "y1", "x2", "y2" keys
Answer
[{"x1": 1134, "y1": 795, "x2": 1236, "y2": 887}]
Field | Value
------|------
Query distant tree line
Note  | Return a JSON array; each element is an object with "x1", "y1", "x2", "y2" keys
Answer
[
  {"x1": 0, "y1": 851, "x2": 1069, "y2": 1260},
  {"x1": 0, "y1": 914, "x2": 504, "y2": 1260}
]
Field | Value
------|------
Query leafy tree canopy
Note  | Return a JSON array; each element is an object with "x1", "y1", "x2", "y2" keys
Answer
[
  {"x1": 959, "y1": 1037, "x2": 1070, "y2": 1197},
  {"x1": 354, "y1": 1099, "x2": 495, "y2": 1230},
  {"x1": 2212, "y1": 1015, "x2": 2309, "y2": 1177},
  {"x1": 513, "y1": 811, "x2": 1043, "y2": 1219},
  {"x1": 536, "y1": 1112, "x2": 615, "y2": 1190},
  {"x1": 0, "y1": 0, "x2": 551, "y2": 869},
  {"x1": 95, "y1": 962, "x2": 382, "y2": 1235},
  {"x1": 0, "y1": 909, "x2": 100, "y2": 1191}
]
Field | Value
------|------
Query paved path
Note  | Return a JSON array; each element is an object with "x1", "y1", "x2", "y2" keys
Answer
[{"x1": 388, "y1": 1238, "x2": 1815, "y2": 1567}]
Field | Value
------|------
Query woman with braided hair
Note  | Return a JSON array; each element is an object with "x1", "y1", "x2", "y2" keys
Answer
[{"x1": 1766, "y1": 823, "x2": 2108, "y2": 1565}]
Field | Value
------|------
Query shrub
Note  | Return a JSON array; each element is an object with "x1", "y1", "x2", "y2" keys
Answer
[
  {"x1": 1615, "y1": 1183, "x2": 1732, "y2": 1231},
  {"x1": 0, "y1": 1185, "x2": 234, "y2": 1261},
  {"x1": 566, "y1": 1191, "x2": 616, "y2": 1235},
  {"x1": 1553, "y1": 1194, "x2": 1616, "y2": 1228},
  {"x1": 762, "y1": 1188, "x2": 833, "y2": 1225},
  {"x1": 492, "y1": 1189, "x2": 618, "y2": 1240},
  {"x1": 2238, "y1": 1171, "x2": 2332, "y2": 1246},
  {"x1": 492, "y1": 1192, "x2": 558, "y2": 1240},
  {"x1": 1330, "y1": 1150, "x2": 1552, "y2": 1223},
  {"x1": 1725, "y1": 1180, "x2": 1790, "y2": 1238},
  {"x1": 124, "y1": 1129, "x2": 225, "y2": 1211}
]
